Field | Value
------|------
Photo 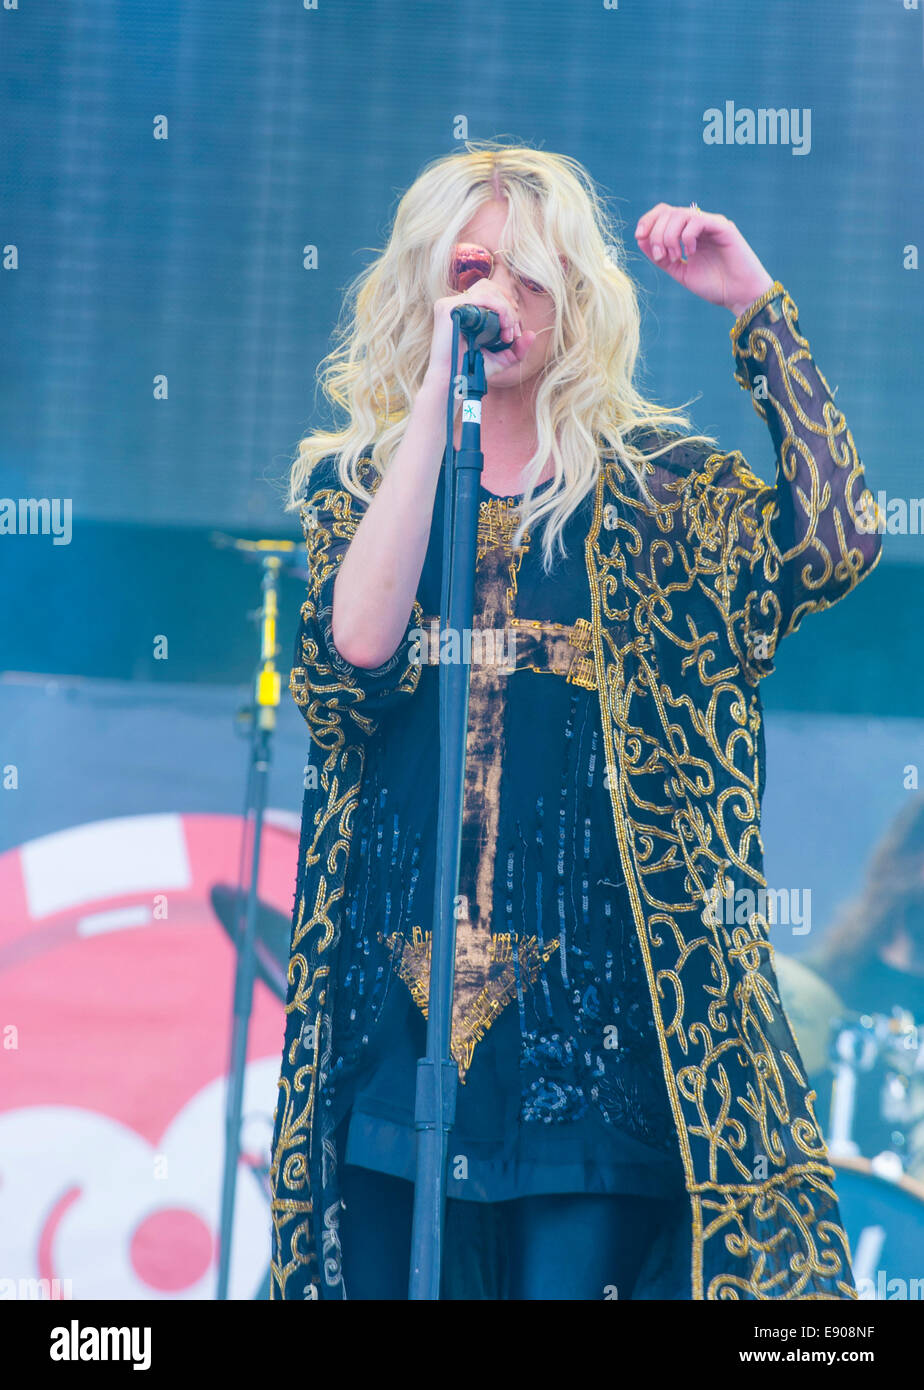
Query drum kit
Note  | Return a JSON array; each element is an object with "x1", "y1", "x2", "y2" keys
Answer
[{"x1": 775, "y1": 952, "x2": 924, "y2": 1299}]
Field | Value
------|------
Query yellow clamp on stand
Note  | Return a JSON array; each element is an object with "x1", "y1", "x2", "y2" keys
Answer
[{"x1": 255, "y1": 556, "x2": 283, "y2": 727}]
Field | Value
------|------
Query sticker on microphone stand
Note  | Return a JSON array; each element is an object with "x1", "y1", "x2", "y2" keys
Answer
[{"x1": 462, "y1": 400, "x2": 482, "y2": 424}]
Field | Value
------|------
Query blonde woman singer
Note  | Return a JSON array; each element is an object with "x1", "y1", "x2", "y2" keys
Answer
[{"x1": 269, "y1": 142, "x2": 881, "y2": 1301}]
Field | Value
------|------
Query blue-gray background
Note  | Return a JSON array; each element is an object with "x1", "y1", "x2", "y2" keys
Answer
[
  {"x1": 2, "y1": 0, "x2": 922, "y2": 921},
  {"x1": 2, "y1": 1, "x2": 921, "y2": 535}
]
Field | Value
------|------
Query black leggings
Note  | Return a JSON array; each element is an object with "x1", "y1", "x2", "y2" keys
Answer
[{"x1": 337, "y1": 1161, "x2": 673, "y2": 1300}]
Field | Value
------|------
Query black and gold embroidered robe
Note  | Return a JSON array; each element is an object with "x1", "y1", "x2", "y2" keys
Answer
[{"x1": 269, "y1": 280, "x2": 882, "y2": 1300}]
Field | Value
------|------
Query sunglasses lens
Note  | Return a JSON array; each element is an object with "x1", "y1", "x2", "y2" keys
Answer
[
  {"x1": 449, "y1": 244, "x2": 493, "y2": 292},
  {"x1": 503, "y1": 255, "x2": 549, "y2": 295},
  {"x1": 518, "y1": 273, "x2": 546, "y2": 294},
  {"x1": 448, "y1": 243, "x2": 556, "y2": 294}
]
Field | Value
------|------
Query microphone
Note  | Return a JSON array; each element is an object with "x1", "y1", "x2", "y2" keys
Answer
[{"x1": 450, "y1": 304, "x2": 513, "y2": 353}]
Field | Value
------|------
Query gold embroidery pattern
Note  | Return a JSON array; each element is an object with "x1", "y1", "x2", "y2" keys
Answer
[
  {"x1": 476, "y1": 493, "x2": 525, "y2": 561},
  {"x1": 414, "y1": 612, "x2": 597, "y2": 686},
  {"x1": 385, "y1": 926, "x2": 560, "y2": 1078},
  {"x1": 582, "y1": 281, "x2": 880, "y2": 1299}
]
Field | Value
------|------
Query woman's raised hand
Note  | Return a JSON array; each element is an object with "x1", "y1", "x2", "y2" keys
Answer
[{"x1": 634, "y1": 203, "x2": 774, "y2": 318}]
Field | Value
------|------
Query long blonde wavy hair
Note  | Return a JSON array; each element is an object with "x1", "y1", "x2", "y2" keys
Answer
[{"x1": 286, "y1": 139, "x2": 719, "y2": 572}]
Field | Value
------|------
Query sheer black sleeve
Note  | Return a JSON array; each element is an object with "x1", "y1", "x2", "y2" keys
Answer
[
  {"x1": 289, "y1": 453, "x2": 425, "y2": 743},
  {"x1": 682, "y1": 280, "x2": 882, "y2": 681}
]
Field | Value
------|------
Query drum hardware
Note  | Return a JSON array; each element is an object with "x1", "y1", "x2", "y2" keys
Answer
[
  {"x1": 827, "y1": 1008, "x2": 924, "y2": 1166},
  {"x1": 208, "y1": 530, "x2": 301, "y2": 1301},
  {"x1": 832, "y1": 1156, "x2": 924, "y2": 1299},
  {"x1": 827, "y1": 1018, "x2": 881, "y2": 1160}
]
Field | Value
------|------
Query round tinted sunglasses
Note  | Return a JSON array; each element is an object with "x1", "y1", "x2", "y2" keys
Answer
[{"x1": 449, "y1": 242, "x2": 553, "y2": 296}]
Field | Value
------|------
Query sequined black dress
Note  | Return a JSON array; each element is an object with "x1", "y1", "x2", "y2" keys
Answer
[{"x1": 313, "y1": 463, "x2": 686, "y2": 1203}]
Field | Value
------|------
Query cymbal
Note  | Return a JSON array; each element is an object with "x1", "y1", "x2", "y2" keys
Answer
[
  {"x1": 209, "y1": 884, "x2": 289, "y2": 1002},
  {"x1": 774, "y1": 951, "x2": 846, "y2": 1078}
]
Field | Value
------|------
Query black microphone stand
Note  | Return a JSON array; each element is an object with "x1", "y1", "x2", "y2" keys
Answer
[
  {"x1": 408, "y1": 307, "x2": 504, "y2": 1299},
  {"x1": 209, "y1": 538, "x2": 295, "y2": 1300}
]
